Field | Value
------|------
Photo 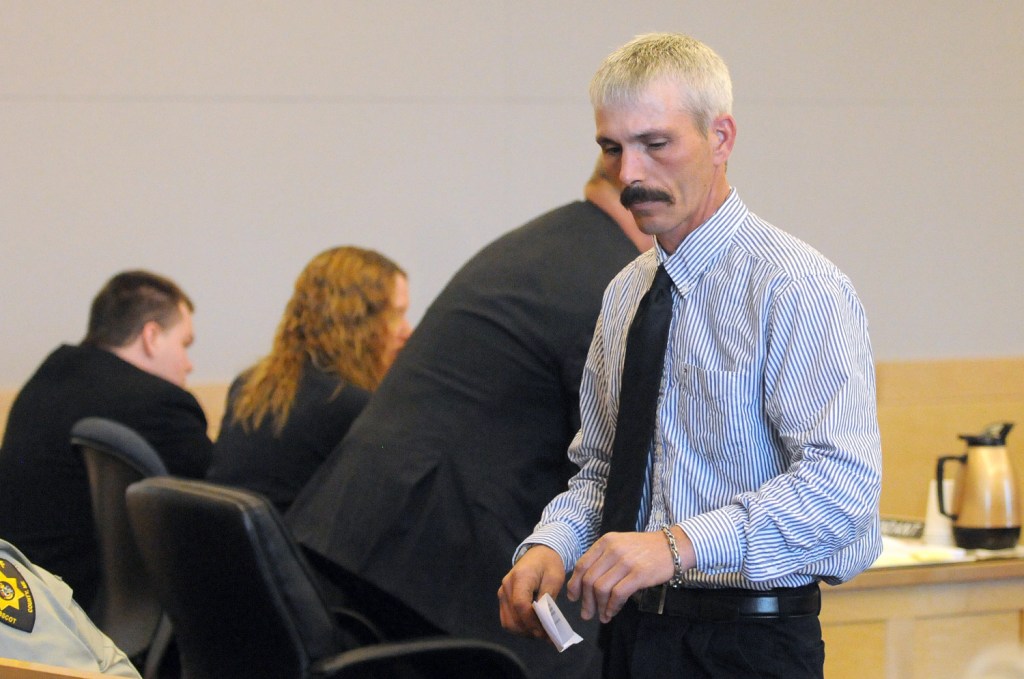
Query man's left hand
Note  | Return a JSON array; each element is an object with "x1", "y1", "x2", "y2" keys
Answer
[{"x1": 566, "y1": 528, "x2": 694, "y2": 623}]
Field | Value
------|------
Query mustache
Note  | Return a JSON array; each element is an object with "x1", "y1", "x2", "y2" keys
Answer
[{"x1": 620, "y1": 184, "x2": 673, "y2": 209}]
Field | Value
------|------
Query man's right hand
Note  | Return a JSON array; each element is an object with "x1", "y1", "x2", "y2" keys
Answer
[{"x1": 497, "y1": 545, "x2": 566, "y2": 638}]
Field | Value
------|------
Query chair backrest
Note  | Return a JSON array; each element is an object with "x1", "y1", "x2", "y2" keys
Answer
[
  {"x1": 125, "y1": 477, "x2": 344, "y2": 679},
  {"x1": 70, "y1": 417, "x2": 168, "y2": 662}
]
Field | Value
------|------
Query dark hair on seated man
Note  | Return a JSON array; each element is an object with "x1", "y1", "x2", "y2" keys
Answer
[{"x1": 83, "y1": 270, "x2": 195, "y2": 350}]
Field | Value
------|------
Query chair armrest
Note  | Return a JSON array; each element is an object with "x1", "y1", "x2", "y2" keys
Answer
[
  {"x1": 313, "y1": 636, "x2": 530, "y2": 678},
  {"x1": 329, "y1": 605, "x2": 385, "y2": 646}
]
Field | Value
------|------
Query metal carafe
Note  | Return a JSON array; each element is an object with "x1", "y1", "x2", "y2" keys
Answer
[{"x1": 936, "y1": 422, "x2": 1021, "y2": 550}]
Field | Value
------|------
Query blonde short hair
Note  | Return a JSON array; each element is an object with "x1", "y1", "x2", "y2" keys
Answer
[{"x1": 590, "y1": 32, "x2": 733, "y2": 135}]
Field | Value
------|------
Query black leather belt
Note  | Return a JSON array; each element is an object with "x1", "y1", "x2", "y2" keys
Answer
[{"x1": 635, "y1": 583, "x2": 820, "y2": 622}]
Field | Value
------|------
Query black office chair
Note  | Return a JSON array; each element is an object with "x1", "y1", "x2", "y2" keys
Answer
[
  {"x1": 71, "y1": 416, "x2": 174, "y2": 679},
  {"x1": 125, "y1": 477, "x2": 531, "y2": 679}
]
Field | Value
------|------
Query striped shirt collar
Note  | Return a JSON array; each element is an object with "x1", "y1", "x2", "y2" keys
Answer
[{"x1": 655, "y1": 188, "x2": 748, "y2": 293}]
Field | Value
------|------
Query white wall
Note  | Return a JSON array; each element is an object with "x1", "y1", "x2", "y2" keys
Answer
[{"x1": 2, "y1": 1, "x2": 1021, "y2": 386}]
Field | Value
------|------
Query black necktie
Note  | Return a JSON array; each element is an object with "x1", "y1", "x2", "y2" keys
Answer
[{"x1": 600, "y1": 264, "x2": 673, "y2": 534}]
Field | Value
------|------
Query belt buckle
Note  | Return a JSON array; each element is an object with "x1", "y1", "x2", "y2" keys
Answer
[{"x1": 635, "y1": 585, "x2": 668, "y2": 614}]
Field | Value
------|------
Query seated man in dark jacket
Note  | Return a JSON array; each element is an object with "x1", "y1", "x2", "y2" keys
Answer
[{"x1": 0, "y1": 270, "x2": 212, "y2": 610}]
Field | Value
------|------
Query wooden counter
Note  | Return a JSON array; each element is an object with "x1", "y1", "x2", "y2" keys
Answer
[{"x1": 821, "y1": 558, "x2": 1024, "y2": 678}]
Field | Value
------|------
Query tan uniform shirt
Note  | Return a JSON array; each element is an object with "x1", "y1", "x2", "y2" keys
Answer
[{"x1": 0, "y1": 539, "x2": 141, "y2": 678}]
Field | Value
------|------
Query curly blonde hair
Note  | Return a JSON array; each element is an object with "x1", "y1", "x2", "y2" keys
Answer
[{"x1": 229, "y1": 246, "x2": 406, "y2": 434}]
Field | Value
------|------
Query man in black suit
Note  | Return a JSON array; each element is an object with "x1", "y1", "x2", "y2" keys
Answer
[
  {"x1": 286, "y1": 163, "x2": 648, "y2": 678},
  {"x1": 0, "y1": 270, "x2": 213, "y2": 610}
]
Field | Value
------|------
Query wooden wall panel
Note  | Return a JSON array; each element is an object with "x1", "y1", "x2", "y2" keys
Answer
[
  {"x1": 3, "y1": 357, "x2": 1023, "y2": 519},
  {"x1": 875, "y1": 358, "x2": 1024, "y2": 522},
  {"x1": 823, "y1": 621, "x2": 888, "y2": 678}
]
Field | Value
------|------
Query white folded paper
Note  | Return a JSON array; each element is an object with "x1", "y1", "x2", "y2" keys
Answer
[{"x1": 532, "y1": 592, "x2": 584, "y2": 652}]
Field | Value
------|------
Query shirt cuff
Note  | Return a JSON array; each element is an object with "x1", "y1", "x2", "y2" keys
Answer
[
  {"x1": 513, "y1": 523, "x2": 582, "y2": 572},
  {"x1": 678, "y1": 505, "x2": 746, "y2": 574}
]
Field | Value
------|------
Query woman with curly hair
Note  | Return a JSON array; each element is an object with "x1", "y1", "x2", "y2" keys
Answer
[{"x1": 207, "y1": 246, "x2": 411, "y2": 512}]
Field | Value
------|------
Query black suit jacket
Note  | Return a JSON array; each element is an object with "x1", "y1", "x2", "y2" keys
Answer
[
  {"x1": 208, "y1": 367, "x2": 370, "y2": 514},
  {"x1": 287, "y1": 201, "x2": 639, "y2": 678},
  {"x1": 0, "y1": 344, "x2": 212, "y2": 608}
]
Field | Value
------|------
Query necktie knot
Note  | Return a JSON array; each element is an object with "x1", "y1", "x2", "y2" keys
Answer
[{"x1": 651, "y1": 264, "x2": 672, "y2": 295}]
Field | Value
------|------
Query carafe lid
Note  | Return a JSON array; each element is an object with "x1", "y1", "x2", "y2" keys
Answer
[{"x1": 959, "y1": 422, "x2": 1014, "y2": 446}]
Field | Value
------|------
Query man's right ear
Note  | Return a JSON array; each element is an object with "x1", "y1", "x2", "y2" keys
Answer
[{"x1": 139, "y1": 320, "x2": 162, "y2": 357}]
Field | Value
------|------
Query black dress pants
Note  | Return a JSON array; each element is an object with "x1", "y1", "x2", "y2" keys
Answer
[{"x1": 603, "y1": 599, "x2": 825, "y2": 678}]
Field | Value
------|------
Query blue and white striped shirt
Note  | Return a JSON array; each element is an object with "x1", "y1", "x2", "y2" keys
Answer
[{"x1": 522, "y1": 189, "x2": 882, "y2": 589}]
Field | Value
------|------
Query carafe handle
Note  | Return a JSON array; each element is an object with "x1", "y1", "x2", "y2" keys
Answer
[{"x1": 936, "y1": 454, "x2": 966, "y2": 519}]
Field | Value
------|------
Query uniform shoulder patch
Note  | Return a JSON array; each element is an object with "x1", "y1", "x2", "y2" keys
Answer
[{"x1": 0, "y1": 557, "x2": 36, "y2": 632}]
